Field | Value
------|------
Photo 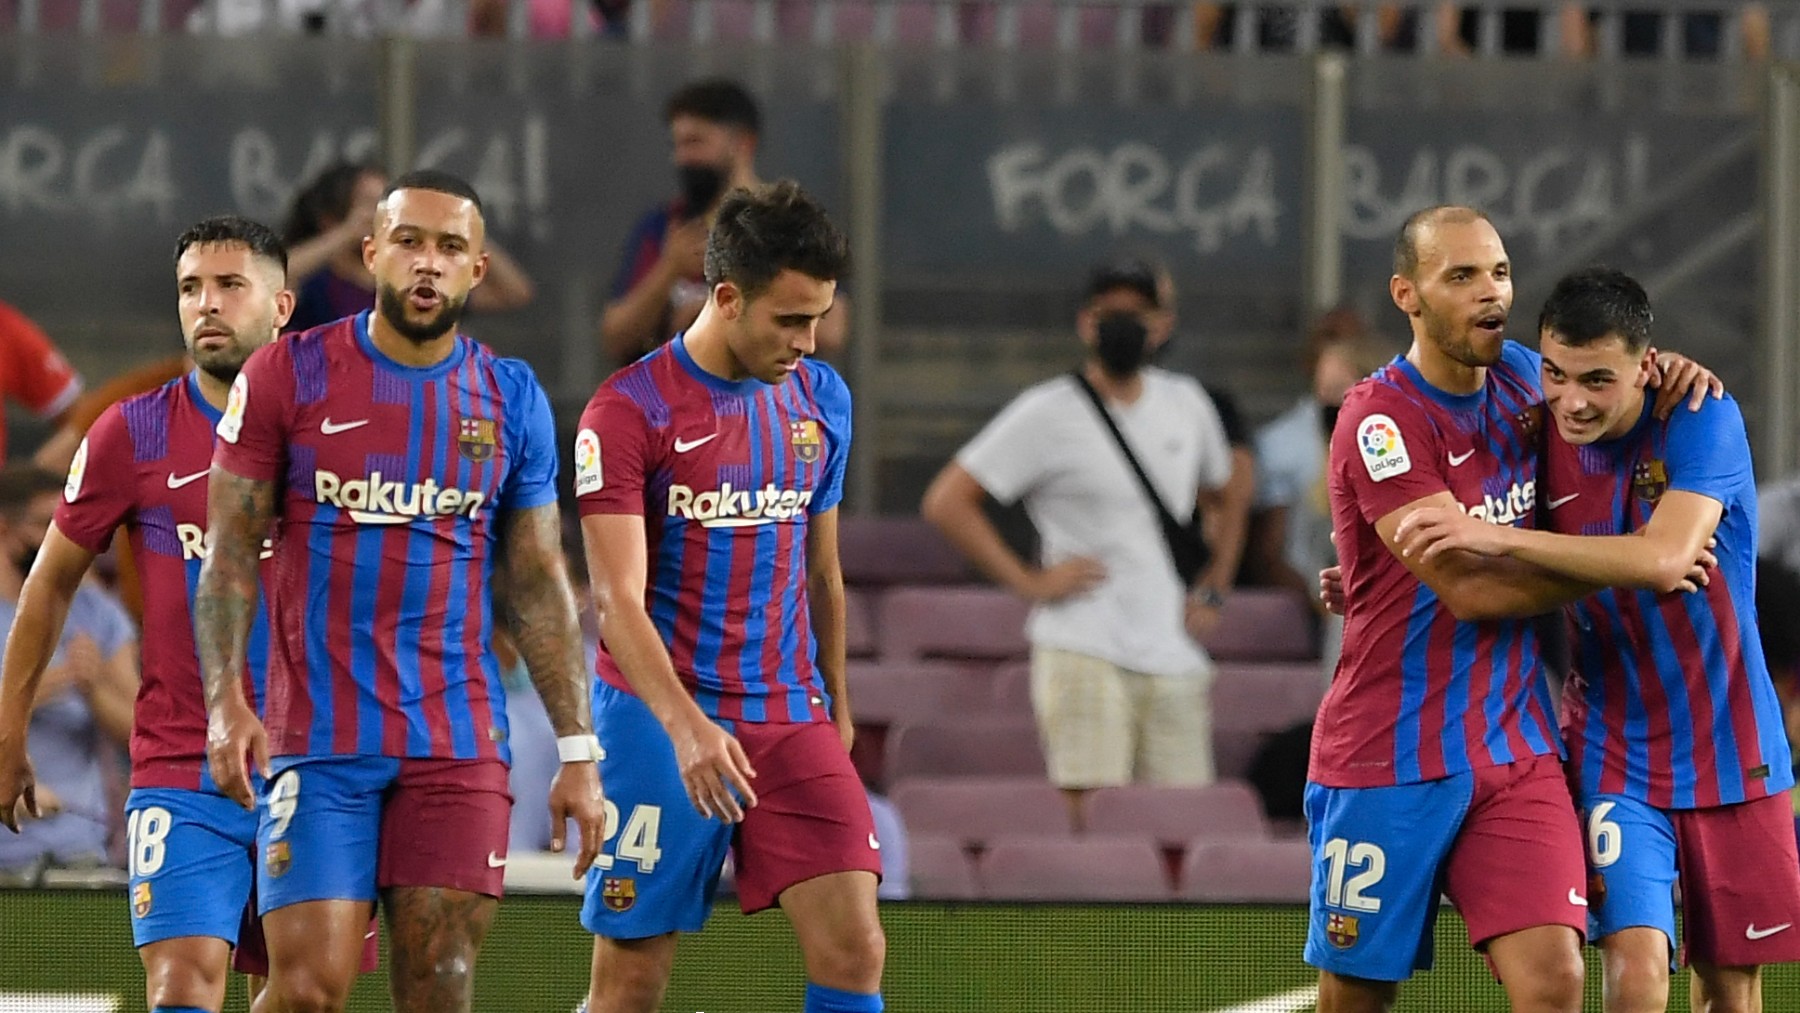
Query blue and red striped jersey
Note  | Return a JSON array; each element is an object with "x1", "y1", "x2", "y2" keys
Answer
[
  {"x1": 1550, "y1": 394, "x2": 1793, "y2": 808},
  {"x1": 55, "y1": 373, "x2": 273, "y2": 791},
  {"x1": 212, "y1": 312, "x2": 560, "y2": 762},
  {"x1": 1313, "y1": 340, "x2": 1562, "y2": 788},
  {"x1": 575, "y1": 335, "x2": 851, "y2": 724}
]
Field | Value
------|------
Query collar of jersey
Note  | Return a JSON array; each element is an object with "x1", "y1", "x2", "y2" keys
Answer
[
  {"x1": 670, "y1": 332, "x2": 765, "y2": 396},
  {"x1": 353, "y1": 310, "x2": 468, "y2": 380},
  {"x1": 1393, "y1": 354, "x2": 1485, "y2": 413},
  {"x1": 186, "y1": 370, "x2": 224, "y2": 424}
]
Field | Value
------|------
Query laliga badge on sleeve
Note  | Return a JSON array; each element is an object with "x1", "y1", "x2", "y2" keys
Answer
[
  {"x1": 574, "y1": 428, "x2": 603, "y2": 496},
  {"x1": 1356, "y1": 413, "x2": 1410, "y2": 482}
]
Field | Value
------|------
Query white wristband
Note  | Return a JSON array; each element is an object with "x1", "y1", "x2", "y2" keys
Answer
[{"x1": 557, "y1": 734, "x2": 601, "y2": 764}]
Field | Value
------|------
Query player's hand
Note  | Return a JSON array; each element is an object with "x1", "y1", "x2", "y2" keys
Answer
[
  {"x1": 1023, "y1": 557, "x2": 1106, "y2": 603},
  {"x1": 0, "y1": 735, "x2": 39, "y2": 833},
  {"x1": 661, "y1": 219, "x2": 708, "y2": 280},
  {"x1": 1319, "y1": 565, "x2": 1346, "y2": 617},
  {"x1": 547, "y1": 761, "x2": 607, "y2": 879},
  {"x1": 1393, "y1": 505, "x2": 1509, "y2": 563},
  {"x1": 669, "y1": 712, "x2": 757, "y2": 823},
  {"x1": 206, "y1": 695, "x2": 271, "y2": 810},
  {"x1": 1647, "y1": 350, "x2": 1724, "y2": 418},
  {"x1": 834, "y1": 710, "x2": 856, "y2": 754}
]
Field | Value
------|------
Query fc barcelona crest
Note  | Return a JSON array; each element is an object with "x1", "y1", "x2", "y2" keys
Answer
[
  {"x1": 458, "y1": 417, "x2": 498, "y2": 462},
  {"x1": 1326, "y1": 912, "x2": 1359, "y2": 949},
  {"x1": 602, "y1": 877, "x2": 637, "y2": 912},
  {"x1": 132, "y1": 882, "x2": 153, "y2": 918},
  {"x1": 1515, "y1": 404, "x2": 1544, "y2": 442},
  {"x1": 1633, "y1": 459, "x2": 1668, "y2": 502},
  {"x1": 265, "y1": 840, "x2": 291, "y2": 878},
  {"x1": 789, "y1": 419, "x2": 822, "y2": 464}
]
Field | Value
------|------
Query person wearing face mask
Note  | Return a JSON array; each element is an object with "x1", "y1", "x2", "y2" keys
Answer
[
  {"x1": 1249, "y1": 324, "x2": 1396, "y2": 679},
  {"x1": 922, "y1": 259, "x2": 1235, "y2": 830},
  {"x1": 0, "y1": 465, "x2": 138, "y2": 884},
  {"x1": 600, "y1": 78, "x2": 849, "y2": 369}
]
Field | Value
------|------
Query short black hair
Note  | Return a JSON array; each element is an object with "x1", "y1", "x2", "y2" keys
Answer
[
  {"x1": 1537, "y1": 266, "x2": 1654, "y2": 352},
  {"x1": 384, "y1": 170, "x2": 484, "y2": 216},
  {"x1": 175, "y1": 215, "x2": 289, "y2": 275},
  {"x1": 283, "y1": 161, "x2": 381, "y2": 244},
  {"x1": 1394, "y1": 205, "x2": 1493, "y2": 279},
  {"x1": 704, "y1": 180, "x2": 848, "y2": 298},
  {"x1": 1082, "y1": 258, "x2": 1161, "y2": 308},
  {"x1": 0, "y1": 465, "x2": 64, "y2": 519},
  {"x1": 665, "y1": 78, "x2": 762, "y2": 136}
]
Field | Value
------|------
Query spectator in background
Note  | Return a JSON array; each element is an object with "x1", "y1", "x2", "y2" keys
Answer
[
  {"x1": 282, "y1": 161, "x2": 537, "y2": 334},
  {"x1": 0, "y1": 300, "x2": 84, "y2": 472},
  {"x1": 922, "y1": 258, "x2": 1233, "y2": 830},
  {"x1": 1249, "y1": 325, "x2": 1394, "y2": 678},
  {"x1": 0, "y1": 467, "x2": 136, "y2": 885},
  {"x1": 601, "y1": 78, "x2": 848, "y2": 368}
]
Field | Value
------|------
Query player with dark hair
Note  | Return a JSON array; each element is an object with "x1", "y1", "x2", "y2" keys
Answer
[
  {"x1": 0, "y1": 215, "x2": 346, "y2": 1013},
  {"x1": 1395, "y1": 266, "x2": 1800, "y2": 1012},
  {"x1": 574, "y1": 180, "x2": 883, "y2": 1013},
  {"x1": 196, "y1": 172, "x2": 605, "y2": 1013}
]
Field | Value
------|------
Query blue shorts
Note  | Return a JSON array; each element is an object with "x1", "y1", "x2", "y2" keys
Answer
[
  {"x1": 256, "y1": 754, "x2": 512, "y2": 915},
  {"x1": 126, "y1": 787, "x2": 258, "y2": 949},
  {"x1": 1581, "y1": 794, "x2": 1679, "y2": 952}
]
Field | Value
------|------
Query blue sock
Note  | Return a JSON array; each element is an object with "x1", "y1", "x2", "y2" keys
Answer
[
  {"x1": 804, "y1": 982, "x2": 883, "y2": 1013},
  {"x1": 153, "y1": 1007, "x2": 210, "y2": 1013}
]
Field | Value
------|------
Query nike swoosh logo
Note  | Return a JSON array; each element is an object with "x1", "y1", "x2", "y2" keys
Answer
[
  {"x1": 1447, "y1": 449, "x2": 1476, "y2": 467},
  {"x1": 166, "y1": 470, "x2": 209, "y2": 489},
  {"x1": 674, "y1": 433, "x2": 719, "y2": 453},
  {"x1": 1548, "y1": 493, "x2": 1581, "y2": 510},
  {"x1": 868, "y1": 833, "x2": 881, "y2": 851},
  {"x1": 486, "y1": 852, "x2": 508, "y2": 868},
  {"x1": 1569, "y1": 888, "x2": 1588, "y2": 907},
  {"x1": 1747, "y1": 922, "x2": 1792, "y2": 940},
  {"x1": 320, "y1": 418, "x2": 369, "y2": 435}
]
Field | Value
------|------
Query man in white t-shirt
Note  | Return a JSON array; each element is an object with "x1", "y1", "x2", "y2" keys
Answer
[{"x1": 921, "y1": 259, "x2": 1233, "y2": 828}]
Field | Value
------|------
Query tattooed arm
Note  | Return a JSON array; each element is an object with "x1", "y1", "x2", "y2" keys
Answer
[
  {"x1": 492, "y1": 502, "x2": 606, "y2": 877},
  {"x1": 194, "y1": 466, "x2": 276, "y2": 808}
]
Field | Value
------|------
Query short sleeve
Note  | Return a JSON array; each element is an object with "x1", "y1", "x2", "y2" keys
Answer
[
  {"x1": 211, "y1": 340, "x2": 294, "y2": 484},
  {"x1": 496, "y1": 361, "x2": 560, "y2": 512},
  {"x1": 956, "y1": 386, "x2": 1056, "y2": 506},
  {"x1": 53, "y1": 404, "x2": 137, "y2": 555},
  {"x1": 574, "y1": 388, "x2": 653, "y2": 517},
  {"x1": 809, "y1": 363, "x2": 853, "y2": 515},
  {"x1": 0, "y1": 300, "x2": 82, "y2": 418},
  {"x1": 1663, "y1": 394, "x2": 1751, "y2": 504},
  {"x1": 1189, "y1": 383, "x2": 1233, "y2": 491},
  {"x1": 1331, "y1": 385, "x2": 1447, "y2": 524}
]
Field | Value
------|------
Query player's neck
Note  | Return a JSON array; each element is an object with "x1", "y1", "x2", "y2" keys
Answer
[
  {"x1": 1405, "y1": 344, "x2": 1483, "y2": 396},
  {"x1": 1082, "y1": 361, "x2": 1146, "y2": 405},
  {"x1": 368, "y1": 313, "x2": 459, "y2": 369},
  {"x1": 682, "y1": 305, "x2": 751, "y2": 382},
  {"x1": 192, "y1": 366, "x2": 231, "y2": 411}
]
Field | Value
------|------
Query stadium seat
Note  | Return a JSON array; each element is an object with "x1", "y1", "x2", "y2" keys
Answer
[
  {"x1": 1198, "y1": 589, "x2": 1318, "y2": 662},
  {"x1": 890, "y1": 776, "x2": 1070, "y2": 844},
  {"x1": 1178, "y1": 839, "x2": 1313, "y2": 903},
  {"x1": 886, "y1": 716, "x2": 1046, "y2": 780},
  {"x1": 1083, "y1": 781, "x2": 1268, "y2": 846},
  {"x1": 990, "y1": 660, "x2": 1032, "y2": 714},
  {"x1": 837, "y1": 516, "x2": 970, "y2": 586},
  {"x1": 981, "y1": 837, "x2": 1170, "y2": 901},
  {"x1": 908, "y1": 834, "x2": 981, "y2": 900},
  {"x1": 847, "y1": 662, "x2": 1004, "y2": 725},
  {"x1": 879, "y1": 586, "x2": 1031, "y2": 661},
  {"x1": 845, "y1": 587, "x2": 878, "y2": 659},
  {"x1": 1211, "y1": 662, "x2": 1325, "y2": 734}
]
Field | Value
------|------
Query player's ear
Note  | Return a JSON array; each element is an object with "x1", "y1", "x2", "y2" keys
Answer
[
  {"x1": 1074, "y1": 307, "x2": 1097, "y2": 347},
  {"x1": 1636, "y1": 345, "x2": 1659, "y2": 387},
  {"x1": 273, "y1": 288, "x2": 296, "y2": 331},
  {"x1": 714, "y1": 281, "x2": 742, "y2": 321},
  {"x1": 1390, "y1": 274, "x2": 1418, "y2": 316},
  {"x1": 470, "y1": 251, "x2": 489, "y2": 288}
]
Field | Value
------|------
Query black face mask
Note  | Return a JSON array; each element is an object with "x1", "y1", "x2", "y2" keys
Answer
[
  {"x1": 1094, "y1": 313, "x2": 1151, "y2": 379},
  {"x1": 1320, "y1": 402, "x2": 1341, "y2": 437},
  {"x1": 676, "y1": 163, "x2": 729, "y2": 218}
]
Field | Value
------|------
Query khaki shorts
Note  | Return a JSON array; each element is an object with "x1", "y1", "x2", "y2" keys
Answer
[{"x1": 1030, "y1": 646, "x2": 1214, "y2": 789}]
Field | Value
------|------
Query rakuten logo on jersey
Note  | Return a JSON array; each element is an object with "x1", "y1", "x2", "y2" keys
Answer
[
  {"x1": 1464, "y1": 480, "x2": 1536, "y2": 526},
  {"x1": 667, "y1": 483, "x2": 813, "y2": 527},
  {"x1": 314, "y1": 470, "x2": 486, "y2": 526},
  {"x1": 175, "y1": 524, "x2": 274, "y2": 561}
]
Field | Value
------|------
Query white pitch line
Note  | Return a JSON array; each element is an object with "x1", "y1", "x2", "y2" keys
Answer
[
  {"x1": 0, "y1": 994, "x2": 122, "y2": 1013},
  {"x1": 1204, "y1": 984, "x2": 1320, "y2": 1013}
]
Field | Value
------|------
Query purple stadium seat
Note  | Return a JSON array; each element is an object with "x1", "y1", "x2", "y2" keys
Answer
[
  {"x1": 886, "y1": 717, "x2": 1046, "y2": 780},
  {"x1": 990, "y1": 661, "x2": 1031, "y2": 715},
  {"x1": 1083, "y1": 781, "x2": 1268, "y2": 846},
  {"x1": 1198, "y1": 589, "x2": 1318, "y2": 662},
  {"x1": 981, "y1": 837, "x2": 1170, "y2": 901},
  {"x1": 845, "y1": 587, "x2": 878, "y2": 659},
  {"x1": 879, "y1": 586, "x2": 1030, "y2": 661},
  {"x1": 837, "y1": 516, "x2": 970, "y2": 586},
  {"x1": 908, "y1": 834, "x2": 980, "y2": 900},
  {"x1": 1211, "y1": 662, "x2": 1325, "y2": 734},
  {"x1": 1178, "y1": 839, "x2": 1313, "y2": 902},
  {"x1": 847, "y1": 663, "x2": 1002, "y2": 726},
  {"x1": 890, "y1": 777, "x2": 1070, "y2": 844}
]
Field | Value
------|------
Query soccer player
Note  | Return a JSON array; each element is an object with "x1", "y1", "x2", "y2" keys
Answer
[
  {"x1": 573, "y1": 180, "x2": 883, "y2": 1013},
  {"x1": 0, "y1": 215, "x2": 299, "y2": 1013},
  {"x1": 1309, "y1": 205, "x2": 1718, "y2": 1013},
  {"x1": 1393, "y1": 267, "x2": 1800, "y2": 1012},
  {"x1": 194, "y1": 170, "x2": 605, "y2": 1013}
]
